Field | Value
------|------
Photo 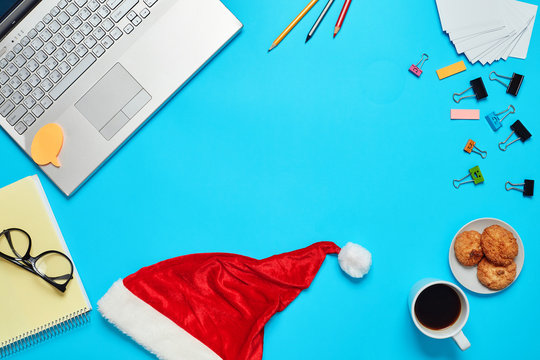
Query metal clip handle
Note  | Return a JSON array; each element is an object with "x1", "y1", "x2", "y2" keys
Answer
[
  {"x1": 495, "y1": 104, "x2": 515, "y2": 124},
  {"x1": 489, "y1": 71, "x2": 511, "y2": 89},
  {"x1": 505, "y1": 181, "x2": 524, "y2": 192},
  {"x1": 416, "y1": 53, "x2": 429, "y2": 69},
  {"x1": 453, "y1": 173, "x2": 472, "y2": 189},
  {"x1": 472, "y1": 145, "x2": 487, "y2": 159},
  {"x1": 453, "y1": 86, "x2": 474, "y2": 103},
  {"x1": 499, "y1": 131, "x2": 518, "y2": 151}
]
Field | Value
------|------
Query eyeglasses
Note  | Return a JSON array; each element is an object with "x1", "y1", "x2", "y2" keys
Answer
[{"x1": 0, "y1": 228, "x2": 74, "y2": 292}]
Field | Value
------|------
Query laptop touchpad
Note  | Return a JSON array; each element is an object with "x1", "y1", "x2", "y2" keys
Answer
[{"x1": 75, "y1": 63, "x2": 151, "y2": 140}]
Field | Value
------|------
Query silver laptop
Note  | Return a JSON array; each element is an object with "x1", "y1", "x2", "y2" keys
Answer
[{"x1": 0, "y1": 0, "x2": 242, "y2": 196}]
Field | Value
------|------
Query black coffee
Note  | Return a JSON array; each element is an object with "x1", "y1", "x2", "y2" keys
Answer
[{"x1": 414, "y1": 284, "x2": 461, "y2": 330}]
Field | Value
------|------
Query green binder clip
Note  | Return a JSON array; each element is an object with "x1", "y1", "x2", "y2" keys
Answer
[{"x1": 453, "y1": 166, "x2": 484, "y2": 189}]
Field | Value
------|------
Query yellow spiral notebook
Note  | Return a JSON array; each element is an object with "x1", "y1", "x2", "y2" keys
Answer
[{"x1": 0, "y1": 176, "x2": 91, "y2": 357}]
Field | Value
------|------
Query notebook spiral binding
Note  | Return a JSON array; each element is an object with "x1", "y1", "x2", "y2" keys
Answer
[{"x1": 0, "y1": 308, "x2": 90, "y2": 358}]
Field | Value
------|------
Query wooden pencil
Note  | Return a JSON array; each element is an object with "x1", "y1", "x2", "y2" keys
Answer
[
  {"x1": 306, "y1": 0, "x2": 335, "y2": 43},
  {"x1": 334, "y1": 0, "x2": 351, "y2": 37},
  {"x1": 269, "y1": 0, "x2": 320, "y2": 51}
]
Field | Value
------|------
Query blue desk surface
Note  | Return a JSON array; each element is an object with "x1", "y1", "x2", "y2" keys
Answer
[{"x1": 2, "y1": 0, "x2": 539, "y2": 359}]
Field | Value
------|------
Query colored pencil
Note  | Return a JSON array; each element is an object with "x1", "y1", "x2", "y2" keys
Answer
[
  {"x1": 306, "y1": 0, "x2": 335, "y2": 43},
  {"x1": 269, "y1": 0, "x2": 319, "y2": 52},
  {"x1": 334, "y1": 0, "x2": 351, "y2": 38}
]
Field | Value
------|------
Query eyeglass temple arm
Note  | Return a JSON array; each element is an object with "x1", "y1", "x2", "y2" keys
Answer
[
  {"x1": 47, "y1": 273, "x2": 73, "y2": 281},
  {"x1": 0, "y1": 253, "x2": 39, "y2": 277}
]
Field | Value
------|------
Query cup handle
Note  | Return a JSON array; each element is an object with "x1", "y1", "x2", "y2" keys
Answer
[{"x1": 452, "y1": 331, "x2": 470, "y2": 351}]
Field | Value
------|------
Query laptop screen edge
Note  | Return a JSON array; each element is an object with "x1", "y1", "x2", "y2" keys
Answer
[{"x1": 0, "y1": 0, "x2": 40, "y2": 41}]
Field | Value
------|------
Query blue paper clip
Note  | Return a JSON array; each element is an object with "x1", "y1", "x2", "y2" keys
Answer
[{"x1": 485, "y1": 105, "x2": 515, "y2": 132}]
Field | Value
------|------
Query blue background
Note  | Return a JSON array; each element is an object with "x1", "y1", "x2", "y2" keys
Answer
[{"x1": 1, "y1": 0, "x2": 539, "y2": 359}]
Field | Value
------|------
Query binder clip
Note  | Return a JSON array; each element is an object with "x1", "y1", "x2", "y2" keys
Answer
[
  {"x1": 498, "y1": 120, "x2": 531, "y2": 151},
  {"x1": 489, "y1": 71, "x2": 524, "y2": 96},
  {"x1": 485, "y1": 105, "x2": 515, "y2": 132},
  {"x1": 409, "y1": 53, "x2": 428, "y2": 77},
  {"x1": 453, "y1": 78, "x2": 488, "y2": 103},
  {"x1": 453, "y1": 166, "x2": 484, "y2": 189},
  {"x1": 464, "y1": 139, "x2": 487, "y2": 159},
  {"x1": 505, "y1": 180, "x2": 534, "y2": 197}
]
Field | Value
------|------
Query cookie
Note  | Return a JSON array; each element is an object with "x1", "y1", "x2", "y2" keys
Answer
[
  {"x1": 477, "y1": 258, "x2": 517, "y2": 290},
  {"x1": 454, "y1": 231, "x2": 483, "y2": 266},
  {"x1": 481, "y1": 225, "x2": 518, "y2": 266}
]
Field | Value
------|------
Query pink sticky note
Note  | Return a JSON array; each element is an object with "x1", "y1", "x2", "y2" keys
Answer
[{"x1": 451, "y1": 109, "x2": 480, "y2": 120}]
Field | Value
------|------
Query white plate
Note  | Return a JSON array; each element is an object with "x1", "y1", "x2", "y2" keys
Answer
[{"x1": 449, "y1": 218, "x2": 525, "y2": 294}]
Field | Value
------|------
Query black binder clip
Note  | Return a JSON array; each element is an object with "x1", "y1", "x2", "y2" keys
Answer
[
  {"x1": 499, "y1": 120, "x2": 531, "y2": 151},
  {"x1": 453, "y1": 78, "x2": 488, "y2": 103},
  {"x1": 489, "y1": 71, "x2": 524, "y2": 96},
  {"x1": 505, "y1": 180, "x2": 534, "y2": 197}
]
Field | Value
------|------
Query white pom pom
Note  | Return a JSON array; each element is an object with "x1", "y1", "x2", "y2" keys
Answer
[{"x1": 338, "y1": 242, "x2": 372, "y2": 278}]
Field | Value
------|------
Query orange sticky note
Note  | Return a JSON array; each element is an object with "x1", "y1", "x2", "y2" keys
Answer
[
  {"x1": 436, "y1": 61, "x2": 466, "y2": 80},
  {"x1": 451, "y1": 109, "x2": 480, "y2": 120},
  {"x1": 31, "y1": 123, "x2": 64, "y2": 167}
]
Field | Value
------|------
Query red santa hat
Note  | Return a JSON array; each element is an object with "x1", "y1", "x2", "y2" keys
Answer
[{"x1": 98, "y1": 241, "x2": 371, "y2": 360}]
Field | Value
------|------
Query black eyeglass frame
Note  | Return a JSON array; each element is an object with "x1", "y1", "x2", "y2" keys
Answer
[{"x1": 0, "y1": 228, "x2": 74, "y2": 292}]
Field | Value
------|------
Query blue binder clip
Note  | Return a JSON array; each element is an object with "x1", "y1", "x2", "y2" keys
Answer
[{"x1": 485, "y1": 105, "x2": 515, "y2": 132}]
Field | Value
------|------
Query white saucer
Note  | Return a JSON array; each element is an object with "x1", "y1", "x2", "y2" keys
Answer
[{"x1": 449, "y1": 218, "x2": 525, "y2": 294}]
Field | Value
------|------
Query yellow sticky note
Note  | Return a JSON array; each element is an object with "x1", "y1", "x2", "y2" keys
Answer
[
  {"x1": 436, "y1": 61, "x2": 467, "y2": 80},
  {"x1": 31, "y1": 123, "x2": 64, "y2": 167}
]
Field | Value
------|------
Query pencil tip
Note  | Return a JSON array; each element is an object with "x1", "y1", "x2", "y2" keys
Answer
[
  {"x1": 268, "y1": 44, "x2": 276, "y2": 52},
  {"x1": 305, "y1": 35, "x2": 311, "y2": 43},
  {"x1": 334, "y1": 26, "x2": 340, "y2": 37}
]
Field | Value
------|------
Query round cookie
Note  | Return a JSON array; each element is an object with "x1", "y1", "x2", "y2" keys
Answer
[
  {"x1": 477, "y1": 258, "x2": 516, "y2": 290},
  {"x1": 481, "y1": 225, "x2": 518, "y2": 266},
  {"x1": 454, "y1": 231, "x2": 483, "y2": 266}
]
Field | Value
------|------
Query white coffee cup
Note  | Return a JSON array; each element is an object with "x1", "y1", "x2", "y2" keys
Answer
[{"x1": 408, "y1": 279, "x2": 471, "y2": 351}]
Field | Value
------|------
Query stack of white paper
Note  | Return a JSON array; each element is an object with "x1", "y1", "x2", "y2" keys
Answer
[{"x1": 435, "y1": 0, "x2": 537, "y2": 64}]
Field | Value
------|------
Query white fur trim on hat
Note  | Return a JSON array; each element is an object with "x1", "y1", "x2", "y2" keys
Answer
[
  {"x1": 338, "y1": 242, "x2": 372, "y2": 278},
  {"x1": 98, "y1": 280, "x2": 222, "y2": 360}
]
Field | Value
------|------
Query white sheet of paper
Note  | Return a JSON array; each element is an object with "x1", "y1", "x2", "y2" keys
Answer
[
  {"x1": 478, "y1": 2, "x2": 524, "y2": 64},
  {"x1": 435, "y1": 0, "x2": 537, "y2": 63},
  {"x1": 453, "y1": 27, "x2": 512, "y2": 53},
  {"x1": 478, "y1": 34, "x2": 516, "y2": 63},
  {"x1": 436, "y1": 0, "x2": 504, "y2": 32},
  {"x1": 449, "y1": 26, "x2": 506, "y2": 42},
  {"x1": 508, "y1": 0, "x2": 537, "y2": 58},
  {"x1": 467, "y1": 32, "x2": 515, "y2": 63}
]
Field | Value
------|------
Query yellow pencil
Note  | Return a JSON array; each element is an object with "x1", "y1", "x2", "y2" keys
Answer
[{"x1": 269, "y1": 0, "x2": 320, "y2": 52}]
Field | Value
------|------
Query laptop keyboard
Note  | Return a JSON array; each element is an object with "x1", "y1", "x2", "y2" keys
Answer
[{"x1": 0, "y1": 0, "x2": 158, "y2": 135}]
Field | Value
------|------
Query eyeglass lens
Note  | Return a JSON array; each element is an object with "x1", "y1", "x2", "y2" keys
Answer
[
  {"x1": 1, "y1": 229, "x2": 73, "y2": 287},
  {"x1": 35, "y1": 252, "x2": 73, "y2": 286},
  {"x1": 0, "y1": 229, "x2": 30, "y2": 258}
]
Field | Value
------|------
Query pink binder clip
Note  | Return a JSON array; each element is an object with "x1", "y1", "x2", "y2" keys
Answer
[{"x1": 409, "y1": 53, "x2": 429, "y2": 77}]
